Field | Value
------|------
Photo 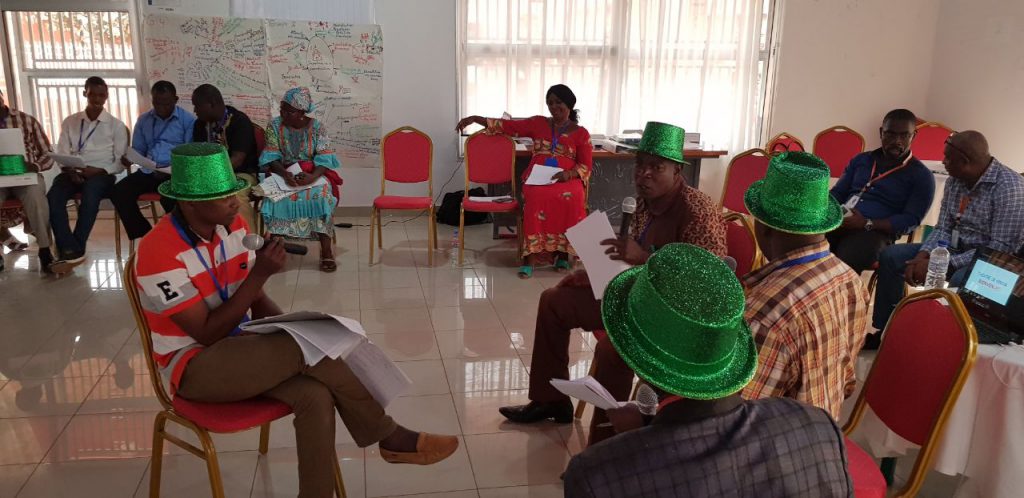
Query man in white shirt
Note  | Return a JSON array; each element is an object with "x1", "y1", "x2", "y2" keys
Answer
[{"x1": 47, "y1": 76, "x2": 128, "y2": 274}]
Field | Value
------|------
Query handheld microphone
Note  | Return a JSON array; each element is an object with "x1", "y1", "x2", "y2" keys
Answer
[
  {"x1": 242, "y1": 234, "x2": 309, "y2": 255},
  {"x1": 619, "y1": 197, "x2": 636, "y2": 240},
  {"x1": 721, "y1": 256, "x2": 737, "y2": 273},
  {"x1": 635, "y1": 383, "x2": 659, "y2": 416}
]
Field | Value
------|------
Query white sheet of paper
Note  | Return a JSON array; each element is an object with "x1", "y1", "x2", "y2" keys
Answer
[
  {"x1": 124, "y1": 147, "x2": 161, "y2": 171},
  {"x1": 550, "y1": 376, "x2": 629, "y2": 411},
  {"x1": 270, "y1": 163, "x2": 328, "y2": 192},
  {"x1": 525, "y1": 165, "x2": 562, "y2": 186},
  {"x1": 565, "y1": 210, "x2": 631, "y2": 300},
  {"x1": 0, "y1": 129, "x2": 26, "y2": 156},
  {"x1": 467, "y1": 195, "x2": 513, "y2": 203},
  {"x1": 0, "y1": 174, "x2": 38, "y2": 188},
  {"x1": 47, "y1": 153, "x2": 86, "y2": 169}
]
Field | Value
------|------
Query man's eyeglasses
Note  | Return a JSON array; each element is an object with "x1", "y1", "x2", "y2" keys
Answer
[{"x1": 944, "y1": 131, "x2": 970, "y2": 160}]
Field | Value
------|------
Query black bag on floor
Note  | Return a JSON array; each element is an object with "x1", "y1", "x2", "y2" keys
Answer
[{"x1": 436, "y1": 188, "x2": 488, "y2": 226}]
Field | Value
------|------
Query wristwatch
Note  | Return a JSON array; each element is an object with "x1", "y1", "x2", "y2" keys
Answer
[{"x1": 865, "y1": 219, "x2": 875, "y2": 231}]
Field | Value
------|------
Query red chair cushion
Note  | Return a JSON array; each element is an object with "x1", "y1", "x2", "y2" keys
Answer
[
  {"x1": 462, "y1": 199, "x2": 519, "y2": 212},
  {"x1": 172, "y1": 396, "x2": 292, "y2": 432},
  {"x1": 592, "y1": 329, "x2": 608, "y2": 342},
  {"x1": 139, "y1": 192, "x2": 163, "y2": 202},
  {"x1": 844, "y1": 437, "x2": 887, "y2": 498},
  {"x1": 374, "y1": 195, "x2": 432, "y2": 210},
  {"x1": 2, "y1": 199, "x2": 22, "y2": 209}
]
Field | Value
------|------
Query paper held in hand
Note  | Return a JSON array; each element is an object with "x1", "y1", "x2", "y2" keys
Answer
[
  {"x1": 524, "y1": 164, "x2": 562, "y2": 186},
  {"x1": 565, "y1": 210, "x2": 631, "y2": 300},
  {"x1": 47, "y1": 153, "x2": 87, "y2": 169},
  {"x1": 241, "y1": 311, "x2": 412, "y2": 407},
  {"x1": 0, "y1": 129, "x2": 26, "y2": 155},
  {"x1": 550, "y1": 376, "x2": 629, "y2": 411},
  {"x1": 124, "y1": 147, "x2": 161, "y2": 171}
]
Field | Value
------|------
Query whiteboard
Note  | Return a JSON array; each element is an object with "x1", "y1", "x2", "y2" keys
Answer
[{"x1": 143, "y1": 14, "x2": 383, "y2": 168}]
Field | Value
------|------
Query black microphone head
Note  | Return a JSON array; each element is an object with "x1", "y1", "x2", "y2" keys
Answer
[
  {"x1": 242, "y1": 234, "x2": 264, "y2": 251},
  {"x1": 622, "y1": 196, "x2": 637, "y2": 215}
]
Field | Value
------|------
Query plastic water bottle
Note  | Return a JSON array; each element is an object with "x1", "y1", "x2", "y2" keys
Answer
[
  {"x1": 924, "y1": 241, "x2": 950, "y2": 289},
  {"x1": 449, "y1": 229, "x2": 460, "y2": 267}
]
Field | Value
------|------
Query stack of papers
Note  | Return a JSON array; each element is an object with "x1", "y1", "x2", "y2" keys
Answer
[
  {"x1": 241, "y1": 311, "x2": 412, "y2": 407},
  {"x1": 550, "y1": 376, "x2": 629, "y2": 410},
  {"x1": 524, "y1": 165, "x2": 563, "y2": 186},
  {"x1": 125, "y1": 148, "x2": 161, "y2": 172},
  {"x1": 47, "y1": 153, "x2": 86, "y2": 169},
  {"x1": 467, "y1": 195, "x2": 513, "y2": 203},
  {"x1": 565, "y1": 211, "x2": 631, "y2": 299},
  {"x1": 0, "y1": 174, "x2": 38, "y2": 188},
  {"x1": 257, "y1": 163, "x2": 329, "y2": 201},
  {"x1": 0, "y1": 129, "x2": 26, "y2": 155}
]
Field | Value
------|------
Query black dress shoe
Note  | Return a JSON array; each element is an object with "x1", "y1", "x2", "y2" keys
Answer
[
  {"x1": 862, "y1": 332, "x2": 882, "y2": 351},
  {"x1": 39, "y1": 248, "x2": 54, "y2": 274},
  {"x1": 498, "y1": 401, "x2": 573, "y2": 424}
]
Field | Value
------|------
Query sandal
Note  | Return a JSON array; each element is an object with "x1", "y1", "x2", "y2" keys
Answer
[
  {"x1": 3, "y1": 237, "x2": 28, "y2": 252},
  {"x1": 554, "y1": 258, "x2": 572, "y2": 272},
  {"x1": 517, "y1": 265, "x2": 534, "y2": 279},
  {"x1": 319, "y1": 258, "x2": 337, "y2": 273}
]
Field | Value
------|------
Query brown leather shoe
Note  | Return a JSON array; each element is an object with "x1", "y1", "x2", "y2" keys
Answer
[{"x1": 379, "y1": 433, "x2": 459, "y2": 465}]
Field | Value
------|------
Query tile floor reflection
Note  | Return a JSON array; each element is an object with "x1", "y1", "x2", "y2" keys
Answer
[{"x1": 0, "y1": 215, "x2": 962, "y2": 497}]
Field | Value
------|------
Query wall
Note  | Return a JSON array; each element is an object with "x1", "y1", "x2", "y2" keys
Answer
[
  {"x1": 348, "y1": 0, "x2": 458, "y2": 207},
  {"x1": 768, "y1": 0, "x2": 940, "y2": 152},
  {"x1": 925, "y1": 0, "x2": 1024, "y2": 169}
]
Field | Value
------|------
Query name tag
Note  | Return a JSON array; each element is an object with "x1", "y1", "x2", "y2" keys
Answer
[
  {"x1": 951, "y1": 228, "x2": 960, "y2": 249},
  {"x1": 843, "y1": 194, "x2": 862, "y2": 211}
]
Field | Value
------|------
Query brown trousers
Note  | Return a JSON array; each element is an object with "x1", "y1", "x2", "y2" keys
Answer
[
  {"x1": 177, "y1": 332, "x2": 397, "y2": 498},
  {"x1": 527, "y1": 282, "x2": 635, "y2": 444}
]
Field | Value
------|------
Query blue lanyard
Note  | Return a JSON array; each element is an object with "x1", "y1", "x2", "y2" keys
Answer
[
  {"x1": 544, "y1": 122, "x2": 570, "y2": 167},
  {"x1": 774, "y1": 250, "x2": 830, "y2": 270},
  {"x1": 77, "y1": 118, "x2": 100, "y2": 153},
  {"x1": 170, "y1": 216, "x2": 248, "y2": 335}
]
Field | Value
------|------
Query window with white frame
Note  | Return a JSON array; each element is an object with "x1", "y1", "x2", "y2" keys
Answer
[
  {"x1": 459, "y1": 0, "x2": 775, "y2": 152},
  {"x1": 4, "y1": 10, "x2": 139, "y2": 145}
]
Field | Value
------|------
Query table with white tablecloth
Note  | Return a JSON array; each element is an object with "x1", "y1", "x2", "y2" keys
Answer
[{"x1": 855, "y1": 344, "x2": 1024, "y2": 497}]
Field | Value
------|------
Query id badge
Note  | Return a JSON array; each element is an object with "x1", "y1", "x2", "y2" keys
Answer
[
  {"x1": 544, "y1": 156, "x2": 559, "y2": 167},
  {"x1": 951, "y1": 228, "x2": 960, "y2": 249},
  {"x1": 843, "y1": 194, "x2": 861, "y2": 210}
]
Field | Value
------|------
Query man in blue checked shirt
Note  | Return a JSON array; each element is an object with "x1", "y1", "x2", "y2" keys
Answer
[
  {"x1": 111, "y1": 80, "x2": 196, "y2": 241},
  {"x1": 870, "y1": 130, "x2": 1024, "y2": 347}
]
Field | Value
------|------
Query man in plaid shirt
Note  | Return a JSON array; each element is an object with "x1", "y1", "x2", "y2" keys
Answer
[
  {"x1": 871, "y1": 130, "x2": 1024, "y2": 342},
  {"x1": 740, "y1": 152, "x2": 869, "y2": 420}
]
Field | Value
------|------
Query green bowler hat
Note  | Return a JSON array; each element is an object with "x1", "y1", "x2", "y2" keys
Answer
[
  {"x1": 0, "y1": 155, "x2": 27, "y2": 176},
  {"x1": 158, "y1": 143, "x2": 250, "y2": 201},
  {"x1": 743, "y1": 151, "x2": 843, "y2": 235},
  {"x1": 601, "y1": 243, "x2": 757, "y2": 400},
  {"x1": 636, "y1": 121, "x2": 688, "y2": 165}
]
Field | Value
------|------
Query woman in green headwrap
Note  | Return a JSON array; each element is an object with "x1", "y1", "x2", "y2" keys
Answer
[{"x1": 259, "y1": 87, "x2": 344, "y2": 272}]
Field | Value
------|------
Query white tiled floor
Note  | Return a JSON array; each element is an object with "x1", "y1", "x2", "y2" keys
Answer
[{"x1": 0, "y1": 212, "x2": 963, "y2": 497}]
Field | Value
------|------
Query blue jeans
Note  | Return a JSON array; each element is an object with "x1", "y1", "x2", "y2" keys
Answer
[
  {"x1": 872, "y1": 243, "x2": 971, "y2": 330},
  {"x1": 47, "y1": 172, "x2": 116, "y2": 257}
]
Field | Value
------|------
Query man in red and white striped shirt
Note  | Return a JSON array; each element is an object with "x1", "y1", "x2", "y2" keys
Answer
[{"x1": 135, "y1": 143, "x2": 457, "y2": 497}]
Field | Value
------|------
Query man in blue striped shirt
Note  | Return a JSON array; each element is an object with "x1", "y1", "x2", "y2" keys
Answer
[
  {"x1": 871, "y1": 130, "x2": 1024, "y2": 343},
  {"x1": 111, "y1": 80, "x2": 196, "y2": 240}
]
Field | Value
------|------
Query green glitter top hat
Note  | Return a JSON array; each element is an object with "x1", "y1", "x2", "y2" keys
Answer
[
  {"x1": 636, "y1": 121, "x2": 688, "y2": 165},
  {"x1": 743, "y1": 151, "x2": 843, "y2": 235},
  {"x1": 158, "y1": 143, "x2": 250, "y2": 201},
  {"x1": 601, "y1": 243, "x2": 757, "y2": 400},
  {"x1": 0, "y1": 155, "x2": 27, "y2": 176}
]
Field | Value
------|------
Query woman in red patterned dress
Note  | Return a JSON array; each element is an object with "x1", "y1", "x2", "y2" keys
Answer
[{"x1": 456, "y1": 84, "x2": 592, "y2": 278}]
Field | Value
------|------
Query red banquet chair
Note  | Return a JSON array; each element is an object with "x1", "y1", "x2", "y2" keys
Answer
[
  {"x1": 123, "y1": 254, "x2": 348, "y2": 498},
  {"x1": 843, "y1": 289, "x2": 978, "y2": 498},
  {"x1": 722, "y1": 212, "x2": 763, "y2": 277},
  {"x1": 459, "y1": 131, "x2": 519, "y2": 265},
  {"x1": 813, "y1": 125, "x2": 866, "y2": 178},
  {"x1": 765, "y1": 132, "x2": 805, "y2": 155},
  {"x1": 911, "y1": 122, "x2": 954, "y2": 161},
  {"x1": 371, "y1": 126, "x2": 437, "y2": 265},
  {"x1": 720, "y1": 148, "x2": 770, "y2": 214}
]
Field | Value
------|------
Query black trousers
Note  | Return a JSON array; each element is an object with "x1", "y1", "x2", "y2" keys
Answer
[
  {"x1": 110, "y1": 171, "x2": 176, "y2": 240},
  {"x1": 826, "y1": 228, "x2": 895, "y2": 274}
]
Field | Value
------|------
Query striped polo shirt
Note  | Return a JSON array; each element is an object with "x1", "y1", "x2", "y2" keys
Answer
[{"x1": 133, "y1": 212, "x2": 254, "y2": 394}]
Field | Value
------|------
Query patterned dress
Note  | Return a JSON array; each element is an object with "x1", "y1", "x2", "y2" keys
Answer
[
  {"x1": 258, "y1": 117, "x2": 341, "y2": 238},
  {"x1": 487, "y1": 116, "x2": 592, "y2": 257}
]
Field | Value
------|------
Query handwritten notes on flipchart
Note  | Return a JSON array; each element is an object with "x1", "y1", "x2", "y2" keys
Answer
[{"x1": 144, "y1": 14, "x2": 383, "y2": 168}]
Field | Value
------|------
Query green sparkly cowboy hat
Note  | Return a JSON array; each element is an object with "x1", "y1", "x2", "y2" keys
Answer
[
  {"x1": 601, "y1": 243, "x2": 757, "y2": 400},
  {"x1": 743, "y1": 151, "x2": 843, "y2": 235},
  {"x1": 158, "y1": 143, "x2": 250, "y2": 201},
  {"x1": 636, "y1": 121, "x2": 689, "y2": 165}
]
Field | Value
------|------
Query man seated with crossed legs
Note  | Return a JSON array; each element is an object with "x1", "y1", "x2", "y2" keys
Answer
[{"x1": 134, "y1": 143, "x2": 457, "y2": 498}]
